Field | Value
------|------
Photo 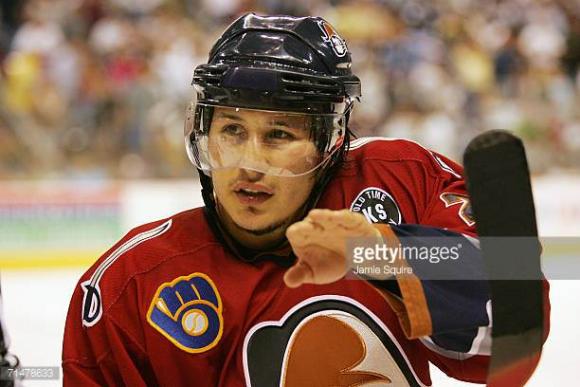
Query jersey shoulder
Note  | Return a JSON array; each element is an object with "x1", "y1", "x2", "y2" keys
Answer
[
  {"x1": 77, "y1": 207, "x2": 217, "y2": 327},
  {"x1": 346, "y1": 136, "x2": 463, "y2": 178}
]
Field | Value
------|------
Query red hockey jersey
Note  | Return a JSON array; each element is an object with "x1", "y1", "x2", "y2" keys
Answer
[{"x1": 62, "y1": 138, "x2": 527, "y2": 386}]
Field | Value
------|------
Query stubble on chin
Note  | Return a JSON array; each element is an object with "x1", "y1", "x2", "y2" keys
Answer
[{"x1": 232, "y1": 214, "x2": 294, "y2": 236}]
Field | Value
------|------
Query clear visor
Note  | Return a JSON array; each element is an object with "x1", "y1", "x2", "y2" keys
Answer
[{"x1": 184, "y1": 103, "x2": 346, "y2": 177}]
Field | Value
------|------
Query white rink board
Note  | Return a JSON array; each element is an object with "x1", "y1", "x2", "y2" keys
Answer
[{"x1": 120, "y1": 179, "x2": 204, "y2": 231}]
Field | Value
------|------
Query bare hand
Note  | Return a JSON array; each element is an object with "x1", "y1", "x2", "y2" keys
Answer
[{"x1": 284, "y1": 209, "x2": 381, "y2": 288}]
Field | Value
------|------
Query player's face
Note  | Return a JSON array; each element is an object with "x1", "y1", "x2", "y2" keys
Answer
[{"x1": 209, "y1": 107, "x2": 319, "y2": 247}]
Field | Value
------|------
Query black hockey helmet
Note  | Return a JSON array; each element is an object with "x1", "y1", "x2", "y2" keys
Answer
[
  {"x1": 192, "y1": 13, "x2": 361, "y2": 113},
  {"x1": 185, "y1": 13, "x2": 361, "y2": 260}
]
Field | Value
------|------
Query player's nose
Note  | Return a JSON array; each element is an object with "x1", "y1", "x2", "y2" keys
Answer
[
  {"x1": 240, "y1": 135, "x2": 267, "y2": 161},
  {"x1": 238, "y1": 168, "x2": 265, "y2": 182}
]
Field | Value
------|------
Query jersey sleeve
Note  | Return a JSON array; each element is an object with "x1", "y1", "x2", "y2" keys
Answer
[
  {"x1": 365, "y1": 147, "x2": 550, "y2": 383},
  {"x1": 371, "y1": 222, "x2": 492, "y2": 383},
  {"x1": 62, "y1": 276, "x2": 155, "y2": 386},
  {"x1": 62, "y1": 218, "x2": 178, "y2": 386}
]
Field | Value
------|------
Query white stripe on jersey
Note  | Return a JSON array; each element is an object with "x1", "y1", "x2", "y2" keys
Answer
[
  {"x1": 82, "y1": 219, "x2": 172, "y2": 327},
  {"x1": 89, "y1": 220, "x2": 173, "y2": 288}
]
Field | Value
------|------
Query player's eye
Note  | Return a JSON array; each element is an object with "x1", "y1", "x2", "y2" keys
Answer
[
  {"x1": 220, "y1": 124, "x2": 246, "y2": 140},
  {"x1": 265, "y1": 129, "x2": 296, "y2": 143}
]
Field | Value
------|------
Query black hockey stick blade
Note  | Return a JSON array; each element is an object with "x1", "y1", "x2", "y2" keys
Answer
[{"x1": 463, "y1": 130, "x2": 545, "y2": 387}]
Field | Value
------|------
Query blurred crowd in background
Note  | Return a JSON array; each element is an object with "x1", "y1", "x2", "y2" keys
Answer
[{"x1": 0, "y1": 0, "x2": 578, "y2": 179}]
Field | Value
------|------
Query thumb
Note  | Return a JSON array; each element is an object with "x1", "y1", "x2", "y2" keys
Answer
[{"x1": 283, "y1": 261, "x2": 314, "y2": 288}]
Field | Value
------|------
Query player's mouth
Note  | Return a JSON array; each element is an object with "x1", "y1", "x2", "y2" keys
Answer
[{"x1": 232, "y1": 182, "x2": 274, "y2": 205}]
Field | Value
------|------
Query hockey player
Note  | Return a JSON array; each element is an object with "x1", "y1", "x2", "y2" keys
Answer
[{"x1": 63, "y1": 14, "x2": 549, "y2": 386}]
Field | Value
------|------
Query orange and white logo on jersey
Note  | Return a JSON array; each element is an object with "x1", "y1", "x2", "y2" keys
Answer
[
  {"x1": 318, "y1": 19, "x2": 348, "y2": 57},
  {"x1": 243, "y1": 296, "x2": 426, "y2": 386},
  {"x1": 147, "y1": 272, "x2": 223, "y2": 353}
]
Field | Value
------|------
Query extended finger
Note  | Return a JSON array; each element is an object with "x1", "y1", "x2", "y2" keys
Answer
[
  {"x1": 309, "y1": 209, "x2": 367, "y2": 230},
  {"x1": 307, "y1": 208, "x2": 334, "y2": 220},
  {"x1": 286, "y1": 221, "x2": 318, "y2": 246}
]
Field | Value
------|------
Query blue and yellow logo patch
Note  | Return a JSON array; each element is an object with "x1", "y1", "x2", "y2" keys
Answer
[{"x1": 147, "y1": 273, "x2": 223, "y2": 353}]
